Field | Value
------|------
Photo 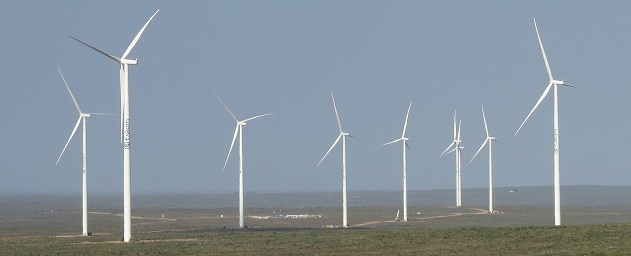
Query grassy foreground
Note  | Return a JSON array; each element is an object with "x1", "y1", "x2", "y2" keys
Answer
[
  {"x1": 2, "y1": 193, "x2": 631, "y2": 255},
  {"x1": 1, "y1": 224, "x2": 630, "y2": 255}
]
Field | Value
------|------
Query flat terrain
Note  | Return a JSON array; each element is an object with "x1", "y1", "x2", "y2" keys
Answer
[{"x1": 1, "y1": 186, "x2": 630, "y2": 255}]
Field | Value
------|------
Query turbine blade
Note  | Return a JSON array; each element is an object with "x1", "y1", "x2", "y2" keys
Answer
[
  {"x1": 457, "y1": 120, "x2": 462, "y2": 141},
  {"x1": 331, "y1": 93, "x2": 343, "y2": 133},
  {"x1": 56, "y1": 117, "x2": 82, "y2": 165},
  {"x1": 481, "y1": 104, "x2": 489, "y2": 137},
  {"x1": 376, "y1": 138, "x2": 402, "y2": 148},
  {"x1": 122, "y1": 10, "x2": 160, "y2": 59},
  {"x1": 534, "y1": 18, "x2": 553, "y2": 81},
  {"x1": 67, "y1": 35, "x2": 121, "y2": 63},
  {"x1": 440, "y1": 141, "x2": 455, "y2": 157},
  {"x1": 88, "y1": 112, "x2": 116, "y2": 116},
  {"x1": 452, "y1": 111, "x2": 457, "y2": 140},
  {"x1": 402, "y1": 102, "x2": 412, "y2": 137},
  {"x1": 405, "y1": 141, "x2": 411, "y2": 151},
  {"x1": 469, "y1": 139, "x2": 488, "y2": 163},
  {"x1": 562, "y1": 83, "x2": 579, "y2": 89},
  {"x1": 242, "y1": 113, "x2": 273, "y2": 123},
  {"x1": 441, "y1": 111, "x2": 458, "y2": 157},
  {"x1": 119, "y1": 66, "x2": 125, "y2": 143},
  {"x1": 213, "y1": 90, "x2": 239, "y2": 123},
  {"x1": 318, "y1": 134, "x2": 341, "y2": 166},
  {"x1": 58, "y1": 68, "x2": 82, "y2": 114},
  {"x1": 224, "y1": 125, "x2": 240, "y2": 170},
  {"x1": 492, "y1": 138, "x2": 505, "y2": 146},
  {"x1": 516, "y1": 82, "x2": 552, "y2": 135}
]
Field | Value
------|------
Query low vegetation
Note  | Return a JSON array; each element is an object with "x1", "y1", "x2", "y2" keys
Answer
[
  {"x1": 1, "y1": 202, "x2": 630, "y2": 255},
  {"x1": 1, "y1": 223, "x2": 630, "y2": 255}
]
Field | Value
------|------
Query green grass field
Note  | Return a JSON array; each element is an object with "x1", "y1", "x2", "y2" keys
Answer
[
  {"x1": 2, "y1": 203, "x2": 630, "y2": 255},
  {"x1": 2, "y1": 223, "x2": 630, "y2": 255}
]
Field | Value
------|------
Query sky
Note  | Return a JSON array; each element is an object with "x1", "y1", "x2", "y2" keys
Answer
[{"x1": 1, "y1": 1, "x2": 630, "y2": 195}]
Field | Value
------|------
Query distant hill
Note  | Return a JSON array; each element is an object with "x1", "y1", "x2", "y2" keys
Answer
[{"x1": 3, "y1": 185, "x2": 628, "y2": 209}]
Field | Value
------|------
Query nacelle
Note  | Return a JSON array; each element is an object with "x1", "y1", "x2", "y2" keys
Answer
[
  {"x1": 121, "y1": 58, "x2": 139, "y2": 65},
  {"x1": 551, "y1": 79, "x2": 564, "y2": 85}
]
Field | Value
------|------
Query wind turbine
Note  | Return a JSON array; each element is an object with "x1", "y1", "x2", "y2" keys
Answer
[
  {"x1": 516, "y1": 18, "x2": 575, "y2": 226},
  {"x1": 55, "y1": 68, "x2": 109, "y2": 236},
  {"x1": 470, "y1": 104, "x2": 498, "y2": 213},
  {"x1": 377, "y1": 102, "x2": 412, "y2": 222},
  {"x1": 213, "y1": 90, "x2": 272, "y2": 229},
  {"x1": 318, "y1": 93, "x2": 352, "y2": 228},
  {"x1": 68, "y1": 10, "x2": 159, "y2": 242},
  {"x1": 440, "y1": 111, "x2": 462, "y2": 207}
]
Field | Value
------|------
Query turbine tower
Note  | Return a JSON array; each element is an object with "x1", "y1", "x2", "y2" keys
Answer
[
  {"x1": 318, "y1": 93, "x2": 351, "y2": 228},
  {"x1": 214, "y1": 91, "x2": 272, "y2": 229},
  {"x1": 470, "y1": 104, "x2": 498, "y2": 213},
  {"x1": 377, "y1": 102, "x2": 412, "y2": 221},
  {"x1": 68, "y1": 10, "x2": 159, "y2": 242},
  {"x1": 516, "y1": 18, "x2": 575, "y2": 226},
  {"x1": 55, "y1": 68, "x2": 109, "y2": 236},
  {"x1": 441, "y1": 111, "x2": 462, "y2": 207}
]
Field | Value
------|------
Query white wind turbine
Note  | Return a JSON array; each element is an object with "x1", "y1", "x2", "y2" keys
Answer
[
  {"x1": 55, "y1": 68, "x2": 109, "y2": 236},
  {"x1": 440, "y1": 111, "x2": 462, "y2": 207},
  {"x1": 318, "y1": 93, "x2": 352, "y2": 228},
  {"x1": 68, "y1": 10, "x2": 159, "y2": 242},
  {"x1": 516, "y1": 18, "x2": 575, "y2": 226},
  {"x1": 213, "y1": 91, "x2": 272, "y2": 229},
  {"x1": 470, "y1": 104, "x2": 498, "y2": 213},
  {"x1": 377, "y1": 102, "x2": 412, "y2": 221}
]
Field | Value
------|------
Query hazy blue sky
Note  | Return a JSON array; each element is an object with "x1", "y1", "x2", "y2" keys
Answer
[{"x1": 1, "y1": 1, "x2": 630, "y2": 194}]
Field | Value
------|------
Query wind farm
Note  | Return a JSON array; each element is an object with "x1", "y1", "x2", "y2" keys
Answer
[
  {"x1": 318, "y1": 93, "x2": 352, "y2": 228},
  {"x1": 213, "y1": 90, "x2": 272, "y2": 229},
  {"x1": 441, "y1": 112, "x2": 463, "y2": 207},
  {"x1": 470, "y1": 105, "x2": 498, "y2": 213},
  {"x1": 55, "y1": 68, "x2": 110, "y2": 236},
  {"x1": 515, "y1": 18, "x2": 576, "y2": 226},
  {"x1": 377, "y1": 102, "x2": 412, "y2": 221},
  {"x1": 5, "y1": 1, "x2": 631, "y2": 254},
  {"x1": 67, "y1": 9, "x2": 159, "y2": 242}
]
